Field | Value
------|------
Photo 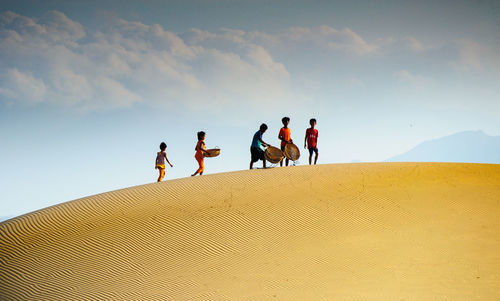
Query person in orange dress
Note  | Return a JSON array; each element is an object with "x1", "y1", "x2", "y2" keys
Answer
[
  {"x1": 278, "y1": 116, "x2": 293, "y2": 167},
  {"x1": 155, "y1": 142, "x2": 173, "y2": 182},
  {"x1": 191, "y1": 131, "x2": 209, "y2": 176}
]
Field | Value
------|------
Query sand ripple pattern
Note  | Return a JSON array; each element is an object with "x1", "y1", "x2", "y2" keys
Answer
[{"x1": 1, "y1": 163, "x2": 500, "y2": 300}]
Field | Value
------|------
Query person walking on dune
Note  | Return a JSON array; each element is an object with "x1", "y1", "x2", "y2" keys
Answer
[
  {"x1": 278, "y1": 117, "x2": 293, "y2": 167},
  {"x1": 250, "y1": 123, "x2": 271, "y2": 169},
  {"x1": 155, "y1": 142, "x2": 173, "y2": 182},
  {"x1": 304, "y1": 118, "x2": 319, "y2": 165},
  {"x1": 192, "y1": 131, "x2": 210, "y2": 176}
]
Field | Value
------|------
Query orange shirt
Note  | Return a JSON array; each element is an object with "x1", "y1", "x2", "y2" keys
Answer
[
  {"x1": 279, "y1": 127, "x2": 291, "y2": 147},
  {"x1": 195, "y1": 140, "x2": 205, "y2": 159}
]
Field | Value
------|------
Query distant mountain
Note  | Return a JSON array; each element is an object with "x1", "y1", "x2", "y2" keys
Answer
[{"x1": 387, "y1": 131, "x2": 500, "y2": 164}]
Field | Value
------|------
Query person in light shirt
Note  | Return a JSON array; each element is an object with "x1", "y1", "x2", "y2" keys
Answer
[{"x1": 155, "y1": 142, "x2": 173, "y2": 182}]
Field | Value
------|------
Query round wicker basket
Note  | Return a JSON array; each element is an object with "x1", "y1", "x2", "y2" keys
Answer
[
  {"x1": 203, "y1": 148, "x2": 221, "y2": 158},
  {"x1": 283, "y1": 143, "x2": 300, "y2": 161},
  {"x1": 264, "y1": 146, "x2": 284, "y2": 164}
]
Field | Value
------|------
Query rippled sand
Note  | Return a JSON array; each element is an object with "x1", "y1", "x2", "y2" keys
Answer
[{"x1": 1, "y1": 163, "x2": 500, "y2": 299}]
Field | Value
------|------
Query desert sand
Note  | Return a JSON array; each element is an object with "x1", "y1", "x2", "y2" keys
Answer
[{"x1": 1, "y1": 163, "x2": 500, "y2": 299}]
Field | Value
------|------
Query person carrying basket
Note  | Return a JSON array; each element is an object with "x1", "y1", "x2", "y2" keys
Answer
[
  {"x1": 278, "y1": 116, "x2": 293, "y2": 167},
  {"x1": 250, "y1": 123, "x2": 271, "y2": 169},
  {"x1": 191, "y1": 131, "x2": 210, "y2": 176}
]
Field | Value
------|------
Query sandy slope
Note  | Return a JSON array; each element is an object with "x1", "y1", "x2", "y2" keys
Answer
[{"x1": 1, "y1": 163, "x2": 500, "y2": 300}]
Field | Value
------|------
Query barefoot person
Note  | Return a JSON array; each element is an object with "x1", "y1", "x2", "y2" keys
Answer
[
  {"x1": 192, "y1": 131, "x2": 210, "y2": 176},
  {"x1": 250, "y1": 123, "x2": 271, "y2": 169},
  {"x1": 278, "y1": 117, "x2": 293, "y2": 167},
  {"x1": 155, "y1": 142, "x2": 173, "y2": 182},
  {"x1": 304, "y1": 118, "x2": 319, "y2": 165}
]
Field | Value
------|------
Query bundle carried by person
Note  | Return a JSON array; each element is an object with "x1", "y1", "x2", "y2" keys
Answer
[
  {"x1": 264, "y1": 146, "x2": 284, "y2": 164},
  {"x1": 203, "y1": 147, "x2": 221, "y2": 158},
  {"x1": 283, "y1": 143, "x2": 300, "y2": 161}
]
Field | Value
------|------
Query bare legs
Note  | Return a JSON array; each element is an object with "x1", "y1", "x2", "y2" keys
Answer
[
  {"x1": 280, "y1": 158, "x2": 289, "y2": 167},
  {"x1": 308, "y1": 152, "x2": 318, "y2": 165},
  {"x1": 250, "y1": 160, "x2": 267, "y2": 169},
  {"x1": 191, "y1": 170, "x2": 203, "y2": 176}
]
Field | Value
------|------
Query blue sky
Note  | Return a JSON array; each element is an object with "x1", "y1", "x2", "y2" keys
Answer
[{"x1": 1, "y1": 0, "x2": 499, "y2": 218}]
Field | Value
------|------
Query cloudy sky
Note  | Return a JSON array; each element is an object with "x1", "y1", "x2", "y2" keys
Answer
[{"x1": 1, "y1": 0, "x2": 499, "y2": 218}]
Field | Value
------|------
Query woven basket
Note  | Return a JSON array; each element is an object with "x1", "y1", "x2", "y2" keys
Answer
[
  {"x1": 203, "y1": 148, "x2": 221, "y2": 158},
  {"x1": 284, "y1": 143, "x2": 300, "y2": 161},
  {"x1": 265, "y1": 146, "x2": 284, "y2": 164}
]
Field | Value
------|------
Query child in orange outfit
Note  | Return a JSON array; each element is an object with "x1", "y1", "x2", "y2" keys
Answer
[
  {"x1": 191, "y1": 131, "x2": 210, "y2": 176},
  {"x1": 278, "y1": 116, "x2": 293, "y2": 167},
  {"x1": 155, "y1": 142, "x2": 173, "y2": 182}
]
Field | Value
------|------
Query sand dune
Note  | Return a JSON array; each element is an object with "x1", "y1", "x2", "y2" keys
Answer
[{"x1": 1, "y1": 163, "x2": 500, "y2": 299}]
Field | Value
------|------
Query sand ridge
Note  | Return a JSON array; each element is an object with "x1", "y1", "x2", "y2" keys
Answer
[{"x1": 1, "y1": 163, "x2": 500, "y2": 299}]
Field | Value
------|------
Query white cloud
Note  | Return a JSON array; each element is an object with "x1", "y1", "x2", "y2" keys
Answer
[
  {"x1": 0, "y1": 11, "x2": 496, "y2": 113},
  {"x1": 39, "y1": 10, "x2": 85, "y2": 43},
  {"x1": 448, "y1": 39, "x2": 500, "y2": 74},
  {"x1": 185, "y1": 25, "x2": 383, "y2": 56},
  {"x1": 401, "y1": 37, "x2": 425, "y2": 52},
  {"x1": 0, "y1": 11, "x2": 299, "y2": 111},
  {"x1": 1, "y1": 68, "x2": 47, "y2": 103},
  {"x1": 453, "y1": 40, "x2": 483, "y2": 71},
  {"x1": 93, "y1": 77, "x2": 141, "y2": 110},
  {"x1": 48, "y1": 67, "x2": 93, "y2": 105},
  {"x1": 323, "y1": 27, "x2": 377, "y2": 54},
  {"x1": 0, "y1": 11, "x2": 46, "y2": 37},
  {"x1": 181, "y1": 28, "x2": 216, "y2": 45},
  {"x1": 259, "y1": 25, "x2": 378, "y2": 54}
]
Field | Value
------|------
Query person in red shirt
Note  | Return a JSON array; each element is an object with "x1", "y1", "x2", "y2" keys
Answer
[
  {"x1": 278, "y1": 116, "x2": 293, "y2": 167},
  {"x1": 304, "y1": 118, "x2": 319, "y2": 165}
]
